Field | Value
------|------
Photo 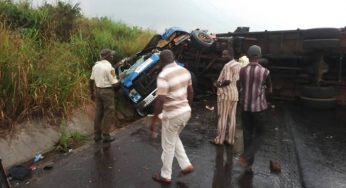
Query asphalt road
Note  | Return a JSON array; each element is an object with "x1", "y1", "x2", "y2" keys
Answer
[{"x1": 14, "y1": 100, "x2": 346, "y2": 188}]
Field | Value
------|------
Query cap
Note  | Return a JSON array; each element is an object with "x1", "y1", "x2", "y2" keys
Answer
[
  {"x1": 247, "y1": 45, "x2": 261, "y2": 58},
  {"x1": 100, "y1": 49, "x2": 115, "y2": 59}
]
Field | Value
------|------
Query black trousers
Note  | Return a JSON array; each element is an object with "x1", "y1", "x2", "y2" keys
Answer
[{"x1": 241, "y1": 110, "x2": 267, "y2": 166}]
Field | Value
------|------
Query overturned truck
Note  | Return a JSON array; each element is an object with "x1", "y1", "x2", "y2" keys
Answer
[{"x1": 118, "y1": 27, "x2": 346, "y2": 114}]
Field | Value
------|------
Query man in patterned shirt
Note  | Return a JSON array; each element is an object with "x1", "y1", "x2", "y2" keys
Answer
[
  {"x1": 238, "y1": 45, "x2": 272, "y2": 172},
  {"x1": 211, "y1": 48, "x2": 241, "y2": 145},
  {"x1": 150, "y1": 49, "x2": 194, "y2": 184}
]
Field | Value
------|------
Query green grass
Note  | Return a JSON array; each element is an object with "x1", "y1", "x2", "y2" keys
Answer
[
  {"x1": 0, "y1": 1, "x2": 154, "y2": 132},
  {"x1": 56, "y1": 124, "x2": 88, "y2": 153}
]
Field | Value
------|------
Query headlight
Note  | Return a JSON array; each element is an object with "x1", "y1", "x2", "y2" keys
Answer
[{"x1": 129, "y1": 89, "x2": 142, "y2": 103}]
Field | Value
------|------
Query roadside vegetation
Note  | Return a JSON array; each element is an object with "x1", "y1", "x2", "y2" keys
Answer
[{"x1": 0, "y1": 0, "x2": 154, "y2": 134}]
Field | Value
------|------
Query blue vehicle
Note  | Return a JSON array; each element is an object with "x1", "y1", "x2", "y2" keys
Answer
[{"x1": 117, "y1": 27, "x2": 214, "y2": 115}]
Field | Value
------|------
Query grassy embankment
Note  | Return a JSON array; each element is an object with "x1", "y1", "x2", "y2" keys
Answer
[{"x1": 0, "y1": 1, "x2": 154, "y2": 135}]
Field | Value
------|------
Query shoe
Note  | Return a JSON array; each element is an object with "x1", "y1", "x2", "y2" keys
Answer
[
  {"x1": 152, "y1": 173, "x2": 171, "y2": 184},
  {"x1": 102, "y1": 137, "x2": 115, "y2": 143},
  {"x1": 209, "y1": 140, "x2": 223, "y2": 145},
  {"x1": 178, "y1": 165, "x2": 194, "y2": 177}
]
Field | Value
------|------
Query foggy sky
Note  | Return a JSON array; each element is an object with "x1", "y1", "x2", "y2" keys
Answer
[{"x1": 32, "y1": 0, "x2": 346, "y2": 33}]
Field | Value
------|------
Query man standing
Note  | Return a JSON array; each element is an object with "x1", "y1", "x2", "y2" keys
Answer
[
  {"x1": 151, "y1": 49, "x2": 194, "y2": 184},
  {"x1": 211, "y1": 48, "x2": 241, "y2": 145},
  {"x1": 238, "y1": 45, "x2": 272, "y2": 171},
  {"x1": 89, "y1": 49, "x2": 120, "y2": 143}
]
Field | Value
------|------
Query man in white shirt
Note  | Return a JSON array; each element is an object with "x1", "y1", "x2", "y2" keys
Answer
[
  {"x1": 150, "y1": 50, "x2": 194, "y2": 184},
  {"x1": 89, "y1": 49, "x2": 120, "y2": 143}
]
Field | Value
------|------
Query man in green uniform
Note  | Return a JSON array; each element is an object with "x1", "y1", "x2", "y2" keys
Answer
[{"x1": 89, "y1": 49, "x2": 120, "y2": 143}]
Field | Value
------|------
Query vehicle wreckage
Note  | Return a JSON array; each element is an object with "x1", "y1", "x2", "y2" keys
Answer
[{"x1": 117, "y1": 26, "x2": 346, "y2": 115}]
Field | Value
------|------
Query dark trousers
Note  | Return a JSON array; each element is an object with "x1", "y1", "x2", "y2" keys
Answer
[
  {"x1": 94, "y1": 88, "x2": 115, "y2": 139},
  {"x1": 241, "y1": 110, "x2": 267, "y2": 166}
]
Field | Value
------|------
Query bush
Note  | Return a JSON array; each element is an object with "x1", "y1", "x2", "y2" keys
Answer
[{"x1": 0, "y1": 1, "x2": 154, "y2": 132}]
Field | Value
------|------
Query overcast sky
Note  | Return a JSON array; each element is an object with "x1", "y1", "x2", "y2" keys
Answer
[{"x1": 32, "y1": 0, "x2": 346, "y2": 33}]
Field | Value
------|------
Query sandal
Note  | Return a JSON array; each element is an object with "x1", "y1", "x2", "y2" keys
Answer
[
  {"x1": 178, "y1": 165, "x2": 194, "y2": 177},
  {"x1": 152, "y1": 173, "x2": 171, "y2": 184}
]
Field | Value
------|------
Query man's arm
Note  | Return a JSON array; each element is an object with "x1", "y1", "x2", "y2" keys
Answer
[
  {"x1": 266, "y1": 74, "x2": 273, "y2": 94},
  {"x1": 112, "y1": 82, "x2": 121, "y2": 92},
  {"x1": 187, "y1": 84, "x2": 194, "y2": 106},
  {"x1": 89, "y1": 79, "x2": 95, "y2": 101},
  {"x1": 150, "y1": 95, "x2": 164, "y2": 133},
  {"x1": 216, "y1": 80, "x2": 231, "y2": 88}
]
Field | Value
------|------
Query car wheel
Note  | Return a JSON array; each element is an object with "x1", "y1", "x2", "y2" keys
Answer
[
  {"x1": 303, "y1": 39, "x2": 340, "y2": 50},
  {"x1": 302, "y1": 28, "x2": 341, "y2": 39},
  {"x1": 190, "y1": 30, "x2": 214, "y2": 49},
  {"x1": 300, "y1": 96, "x2": 337, "y2": 109},
  {"x1": 300, "y1": 86, "x2": 337, "y2": 98}
]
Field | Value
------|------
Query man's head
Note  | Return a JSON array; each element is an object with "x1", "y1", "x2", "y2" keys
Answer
[
  {"x1": 159, "y1": 49, "x2": 175, "y2": 66},
  {"x1": 247, "y1": 45, "x2": 261, "y2": 61},
  {"x1": 221, "y1": 48, "x2": 234, "y2": 61},
  {"x1": 100, "y1": 49, "x2": 115, "y2": 62}
]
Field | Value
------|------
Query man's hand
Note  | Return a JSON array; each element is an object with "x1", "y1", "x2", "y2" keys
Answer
[
  {"x1": 223, "y1": 80, "x2": 231, "y2": 86},
  {"x1": 150, "y1": 115, "x2": 159, "y2": 138},
  {"x1": 215, "y1": 80, "x2": 231, "y2": 88},
  {"x1": 91, "y1": 93, "x2": 95, "y2": 102}
]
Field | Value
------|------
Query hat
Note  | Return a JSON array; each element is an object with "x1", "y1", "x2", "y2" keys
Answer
[
  {"x1": 247, "y1": 45, "x2": 261, "y2": 58},
  {"x1": 100, "y1": 49, "x2": 115, "y2": 59}
]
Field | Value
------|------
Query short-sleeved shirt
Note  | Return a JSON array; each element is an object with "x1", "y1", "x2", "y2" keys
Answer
[
  {"x1": 90, "y1": 60, "x2": 118, "y2": 88},
  {"x1": 217, "y1": 60, "x2": 241, "y2": 101},
  {"x1": 239, "y1": 62, "x2": 270, "y2": 112},
  {"x1": 156, "y1": 62, "x2": 192, "y2": 119}
]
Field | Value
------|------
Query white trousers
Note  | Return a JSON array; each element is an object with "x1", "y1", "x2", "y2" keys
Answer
[
  {"x1": 161, "y1": 111, "x2": 192, "y2": 179},
  {"x1": 214, "y1": 100, "x2": 238, "y2": 144}
]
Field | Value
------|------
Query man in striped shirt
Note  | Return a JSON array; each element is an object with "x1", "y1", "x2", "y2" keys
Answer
[
  {"x1": 211, "y1": 48, "x2": 241, "y2": 145},
  {"x1": 151, "y1": 50, "x2": 194, "y2": 184},
  {"x1": 238, "y1": 45, "x2": 272, "y2": 172}
]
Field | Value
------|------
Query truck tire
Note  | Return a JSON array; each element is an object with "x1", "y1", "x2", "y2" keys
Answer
[
  {"x1": 300, "y1": 86, "x2": 337, "y2": 98},
  {"x1": 302, "y1": 28, "x2": 341, "y2": 39},
  {"x1": 303, "y1": 39, "x2": 340, "y2": 49},
  {"x1": 300, "y1": 96, "x2": 336, "y2": 109},
  {"x1": 135, "y1": 105, "x2": 153, "y2": 117},
  {"x1": 190, "y1": 30, "x2": 214, "y2": 49}
]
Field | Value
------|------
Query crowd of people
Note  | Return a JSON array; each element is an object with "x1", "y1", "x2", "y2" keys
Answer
[{"x1": 89, "y1": 44, "x2": 272, "y2": 184}]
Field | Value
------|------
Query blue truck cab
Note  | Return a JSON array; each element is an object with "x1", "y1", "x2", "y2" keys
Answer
[{"x1": 118, "y1": 27, "x2": 214, "y2": 115}]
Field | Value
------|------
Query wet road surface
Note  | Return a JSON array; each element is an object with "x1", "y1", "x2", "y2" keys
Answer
[{"x1": 16, "y1": 101, "x2": 346, "y2": 188}]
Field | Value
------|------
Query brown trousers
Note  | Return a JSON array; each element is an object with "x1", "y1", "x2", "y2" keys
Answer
[
  {"x1": 214, "y1": 100, "x2": 238, "y2": 144},
  {"x1": 94, "y1": 88, "x2": 115, "y2": 139}
]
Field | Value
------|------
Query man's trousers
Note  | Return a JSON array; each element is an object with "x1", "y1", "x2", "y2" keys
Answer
[
  {"x1": 161, "y1": 111, "x2": 192, "y2": 179},
  {"x1": 214, "y1": 100, "x2": 238, "y2": 144}
]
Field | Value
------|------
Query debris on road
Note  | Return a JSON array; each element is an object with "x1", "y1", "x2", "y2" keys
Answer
[
  {"x1": 205, "y1": 105, "x2": 215, "y2": 111},
  {"x1": 270, "y1": 160, "x2": 282, "y2": 173}
]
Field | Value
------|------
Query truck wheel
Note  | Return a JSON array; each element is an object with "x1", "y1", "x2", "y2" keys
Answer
[
  {"x1": 300, "y1": 86, "x2": 336, "y2": 98},
  {"x1": 302, "y1": 28, "x2": 341, "y2": 39},
  {"x1": 190, "y1": 30, "x2": 214, "y2": 49},
  {"x1": 303, "y1": 39, "x2": 340, "y2": 49},
  {"x1": 300, "y1": 96, "x2": 336, "y2": 109}
]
